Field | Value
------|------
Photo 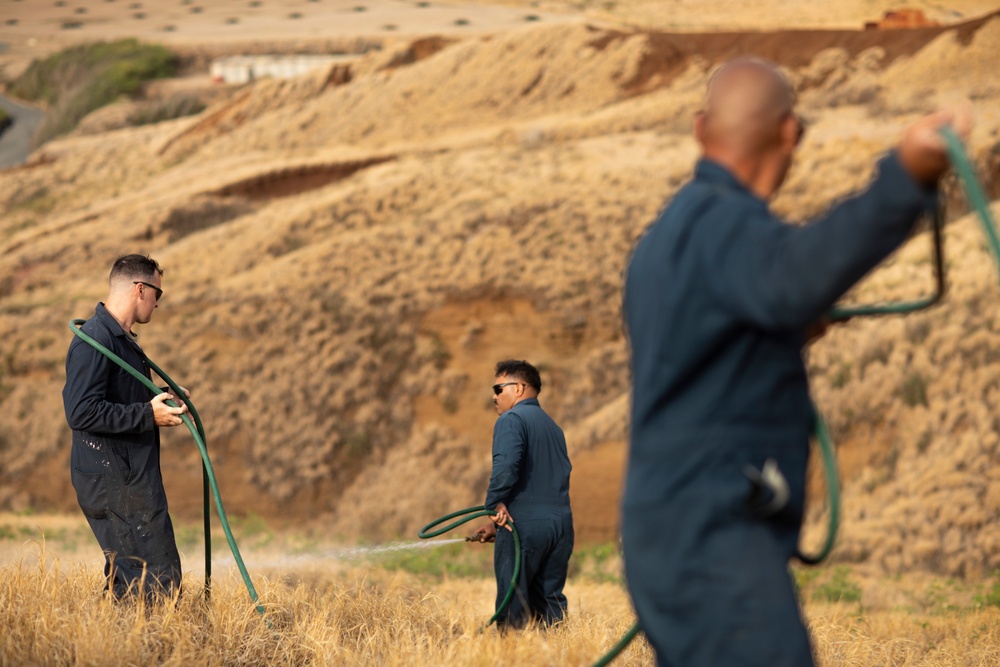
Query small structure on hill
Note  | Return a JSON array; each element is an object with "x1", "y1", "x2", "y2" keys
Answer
[
  {"x1": 210, "y1": 54, "x2": 358, "y2": 84},
  {"x1": 864, "y1": 9, "x2": 941, "y2": 29}
]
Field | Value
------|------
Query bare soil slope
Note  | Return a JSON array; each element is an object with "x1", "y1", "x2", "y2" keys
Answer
[{"x1": 2, "y1": 8, "x2": 1000, "y2": 575}]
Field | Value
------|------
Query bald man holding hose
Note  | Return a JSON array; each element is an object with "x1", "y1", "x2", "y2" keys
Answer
[{"x1": 621, "y1": 58, "x2": 970, "y2": 666}]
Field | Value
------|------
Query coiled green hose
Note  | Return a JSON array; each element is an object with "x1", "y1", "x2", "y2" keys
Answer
[
  {"x1": 68, "y1": 319, "x2": 266, "y2": 618},
  {"x1": 418, "y1": 505, "x2": 521, "y2": 628}
]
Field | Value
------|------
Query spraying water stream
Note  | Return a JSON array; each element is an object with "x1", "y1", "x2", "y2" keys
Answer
[{"x1": 204, "y1": 537, "x2": 469, "y2": 571}]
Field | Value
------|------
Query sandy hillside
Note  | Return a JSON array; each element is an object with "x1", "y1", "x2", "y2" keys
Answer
[{"x1": 1, "y1": 1, "x2": 1000, "y2": 576}]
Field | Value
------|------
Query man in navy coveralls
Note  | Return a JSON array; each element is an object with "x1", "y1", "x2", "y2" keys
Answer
[
  {"x1": 622, "y1": 58, "x2": 970, "y2": 665},
  {"x1": 63, "y1": 254, "x2": 190, "y2": 599},
  {"x1": 472, "y1": 359, "x2": 574, "y2": 629}
]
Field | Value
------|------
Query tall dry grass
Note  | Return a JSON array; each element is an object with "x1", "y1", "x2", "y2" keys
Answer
[
  {"x1": 3, "y1": 533, "x2": 1000, "y2": 666},
  {"x1": 0, "y1": 540, "x2": 651, "y2": 666}
]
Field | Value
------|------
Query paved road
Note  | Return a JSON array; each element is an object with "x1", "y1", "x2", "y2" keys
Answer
[{"x1": 0, "y1": 94, "x2": 44, "y2": 170}]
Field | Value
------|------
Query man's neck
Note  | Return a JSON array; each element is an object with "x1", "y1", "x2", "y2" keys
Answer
[
  {"x1": 104, "y1": 300, "x2": 136, "y2": 335},
  {"x1": 702, "y1": 149, "x2": 784, "y2": 200}
]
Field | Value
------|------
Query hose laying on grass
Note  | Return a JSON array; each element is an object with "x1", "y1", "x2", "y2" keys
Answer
[
  {"x1": 68, "y1": 319, "x2": 266, "y2": 619},
  {"x1": 418, "y1": 505, "x2": 521, "y2": 629}
]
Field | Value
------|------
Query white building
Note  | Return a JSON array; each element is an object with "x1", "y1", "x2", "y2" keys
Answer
[{"x1": 210, "y1": 54, "x2": 358, "y2": 84}]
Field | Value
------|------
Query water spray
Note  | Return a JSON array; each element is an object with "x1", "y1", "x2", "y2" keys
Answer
[{"x1": 210, "y1": 538, "x2": 468, "y2": 570}]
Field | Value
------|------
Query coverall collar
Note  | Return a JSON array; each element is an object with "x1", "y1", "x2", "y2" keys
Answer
[
  {"x1": 95, "y1": 302, "x2": 138, "y2": 340},
  {"x1": 694, "y1": 158, "x2": 769, "y2": 209}
]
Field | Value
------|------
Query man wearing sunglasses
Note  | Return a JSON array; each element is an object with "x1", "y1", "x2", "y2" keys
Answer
[
  {"x1": 63, "y1": 254, "x2": 189, "y2": 600},
  {"x1": 471, "y1": 359, "x2": 573, "y2": 630},
  {"x1": 622, "y1": 57, "x2": 970, "y2": 666}
]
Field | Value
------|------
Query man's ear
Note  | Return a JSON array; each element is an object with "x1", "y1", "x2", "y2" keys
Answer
[
  {"x1": 780, "y1": 112, "x2": 799, "y2": 150},
  {"x1": 694, "y1": 111, "x2": 707, "y2": 146}
]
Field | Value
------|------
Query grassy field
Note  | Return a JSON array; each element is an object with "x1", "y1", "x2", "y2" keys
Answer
[{"x1": 3, "y1": 514, "x2": 1000, "y2": 666}]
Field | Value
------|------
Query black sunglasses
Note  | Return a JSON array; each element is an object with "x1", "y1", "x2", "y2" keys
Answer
[
  {"x1": 134, "y1": 281, "x2": 163, "y2": 301},
  {"x1": 492, "y1": 382, "x2": 523, "y2": 395}
]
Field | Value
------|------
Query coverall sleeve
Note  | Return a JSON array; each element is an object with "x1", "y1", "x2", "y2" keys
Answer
[
  {"x1": 484, "y1": 413, "x2": 526, "y2": 510},
  {"x1": 702, "y1": 152, "x2": 936, "y2": 331},
  {"x1": 63, "y1": 338, "x2": 155, "y2": 434}
]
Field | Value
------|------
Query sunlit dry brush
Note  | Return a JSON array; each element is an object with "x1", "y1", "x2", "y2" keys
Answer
[
  {"x1": 809, "y1": 605, "x2": 1000, "y2": 666},
  {"x1": 0, "y1": 540, "x2": 658, "y2": 666},
  {"x1": 1, "y1": 546, "x2": 284, "y2": 665},
  {"x1": 807, "y1": 204, "x2": 1000, "y2": 577},
  {"x1": 9, "y1": 540, "x2": 1000, "y2": 666}
]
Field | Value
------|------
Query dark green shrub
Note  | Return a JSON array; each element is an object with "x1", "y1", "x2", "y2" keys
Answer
[
  {"x1": 899, "y1": 371, "x2": 929, "y2": 407},
  {"x1": 8, "y1": 39, "x2": 176, "y2": 146}
]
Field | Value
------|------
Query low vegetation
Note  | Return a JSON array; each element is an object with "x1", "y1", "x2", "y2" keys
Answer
[
  {"x1": 8, "y1": 39, "x2": 177, "y2": 146},
  {"x1": 127, "y1": 93, "x2": 206, "y2": 127},
  {"x1": 4, "y1": 522, "x2": 1000, "y2": 666}
]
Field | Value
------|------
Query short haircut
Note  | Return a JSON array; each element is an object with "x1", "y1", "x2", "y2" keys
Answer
[
  {"x1": 109, "y1": 254, "x2": 163, "y2": 283},
  {"x1": 495, "y1": 359, "x2": 542, "y2": 393}
]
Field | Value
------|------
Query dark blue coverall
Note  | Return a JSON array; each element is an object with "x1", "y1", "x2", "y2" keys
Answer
[
  {"x1": 622, "y1": 154, "x2": 935, "y2": 666},
  {"x1": 63, "y1": 303, "x2": 182, "y2": 598},
  {"x1": 485, "y1": 397, "x2": 574, "y2": 628}
]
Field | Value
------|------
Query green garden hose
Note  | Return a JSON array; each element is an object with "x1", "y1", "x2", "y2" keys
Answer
[
  {"x1": 827, "y1": 199, "x2": 946, "y2": 322},
  {"x1": 940, "y1": 126, "x2": 1000, "y2": 265},
  {"x1": 418, "y1": 505, "x2": 521, "y2": 628},
  {"x1": 590, "y1": 623, "x2": 642, "y2": 667},
  {"x1": 796, "y1": 412, "x2": 840, "y2": 565},
  {"x1": 68, "y1": 319, "x2": 265, "y2": 618}
]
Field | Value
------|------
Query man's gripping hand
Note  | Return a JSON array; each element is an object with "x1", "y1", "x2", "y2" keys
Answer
[
  {"x1": 490, "y1": 502, "x2": 514, "y2": 532},
  {"x1": 898, "y1": 104, "x2": 973, "y2": 187},
  {"x1": 152, "y1": 392, "x2": 188, "y2": 427},
  {"x1": 470, "y1": 521, "x2": 497, "y2": 543}
]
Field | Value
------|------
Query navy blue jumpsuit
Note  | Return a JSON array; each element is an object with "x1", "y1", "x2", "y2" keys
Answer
[
  {"x1": 622, "y1": 154, "x2": 935, "y2": 666},
  {"x1": 485, "y1": 397, "x2": 574, "y2": 628},
  {"x1": 63, "y1": 303, "x2": 182, "y2": 598}
]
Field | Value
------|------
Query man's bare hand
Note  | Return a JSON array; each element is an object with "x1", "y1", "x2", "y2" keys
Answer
[
  {"x1": 490, "y1": 502, "x2": 514, "y2": 532},
  {"x1": 152, "y1": 392, "x2": 188, "y2": 427},
  {"x1": 470, "y1": 521, "x2": 497, "y2": 543},
  {"x1": 898, "y1": 104, "x2": 973, "y2": 187}
]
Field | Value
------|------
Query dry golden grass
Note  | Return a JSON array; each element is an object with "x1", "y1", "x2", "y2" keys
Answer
[
  {"x1": 4, "y1": 525, "x2": 1000, "y2": 666},
  {"x1": 1, "y1": 533, "x2": 653, "y2": 667}
]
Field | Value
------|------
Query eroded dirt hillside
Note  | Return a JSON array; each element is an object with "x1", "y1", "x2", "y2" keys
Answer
[{"x1": 2, "y1": 15, "x2": 1000, "y2": 573}]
